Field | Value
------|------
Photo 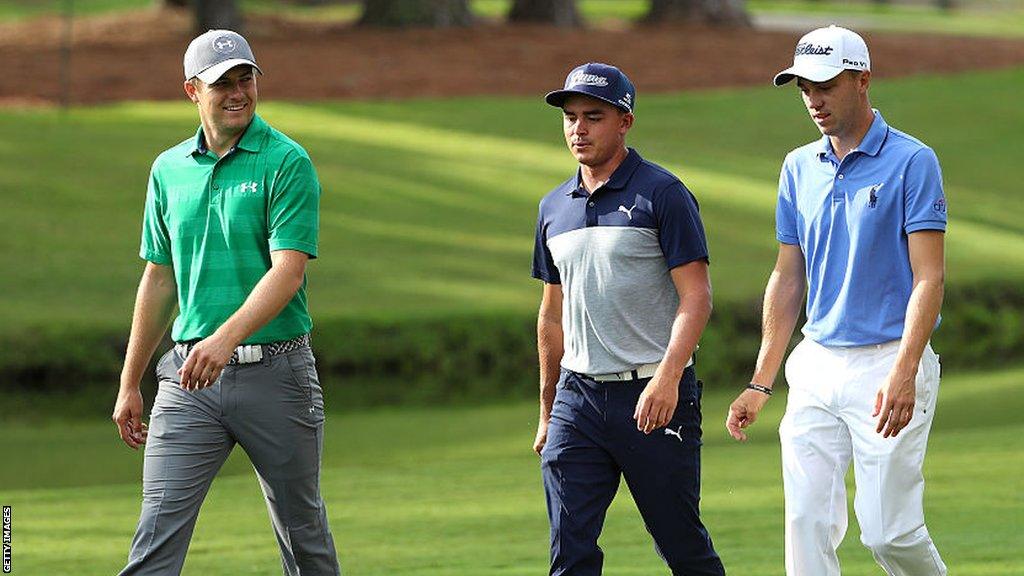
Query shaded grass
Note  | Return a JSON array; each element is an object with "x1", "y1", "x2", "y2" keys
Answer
[
  {"x1": 1, "y1": 366, "x2": 1022, "y2": 574},
  {"x1": 1, "y1": 68, "x2": 1023, "y2": 337}
]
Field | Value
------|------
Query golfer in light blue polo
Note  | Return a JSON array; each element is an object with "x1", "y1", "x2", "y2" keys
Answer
[{"x1": 725, "y1": 26, "x2": 948, "y2": 575}]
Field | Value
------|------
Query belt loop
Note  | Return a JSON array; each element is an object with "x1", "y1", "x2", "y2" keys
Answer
[
  {"x1": 631, "y1": 369, "x2": 639, "y2": 380},
  {"x1": 261, "y1": 345, "x2": 271, "y2": 366}
]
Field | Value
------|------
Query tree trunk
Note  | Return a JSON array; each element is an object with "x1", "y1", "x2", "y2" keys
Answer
[
  {"x1": 508, "y1": 0, "x2": 582, "y2": 28},
  {"x1": 195, "y1": 0, "x2": 243, "y2": 33},
  {"x1": 358, "y1": 0, "x2": 473, "y2": 28},
  {"x1": 644, "y1": 0, "x2": 751, "y2": 27}
]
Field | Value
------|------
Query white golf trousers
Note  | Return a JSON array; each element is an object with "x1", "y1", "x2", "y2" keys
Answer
[{"x1": 779, "y1": 338, "x2": 947, "y2": 576}]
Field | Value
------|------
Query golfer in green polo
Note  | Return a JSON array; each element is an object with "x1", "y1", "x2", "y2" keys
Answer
[{"x1": 111, "y1": 30, "x2": 341, "y2": 575}]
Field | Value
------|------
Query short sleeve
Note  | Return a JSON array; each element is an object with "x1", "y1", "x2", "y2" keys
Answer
[
  {"x1": 776, "y1": 158, "x2": 800, "y2": 245},
  {"x1": 903, "y1": 147, "x2": 947, "y2": 234},
  {"x1": 653, "y1": 181, "x2": 709, "y2": 269},
  {"x1": 532, "y1": 207, "x2": 561, "y2": 284},
  {"x1": 140, "y1": 166, "x2": 172, "y2": 265},
  {"x1": 269, "y1": 152, "x2": 320, "y2": 258}
]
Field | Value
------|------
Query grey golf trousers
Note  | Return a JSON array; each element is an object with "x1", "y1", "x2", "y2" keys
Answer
[{"x1": 119, "y1": 345, "x2": 341, "y2": 575}]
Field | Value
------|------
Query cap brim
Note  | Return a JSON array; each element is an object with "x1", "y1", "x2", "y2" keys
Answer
[
  {"x1": 544, "y1": 89, "x2": 631, "y2": 113},
  {"x1": 195, "y1": 59, "x2": 262, "y2": 84},
  {"x1": 773, "y1": 64, "x2": 844, "y2": 86}
]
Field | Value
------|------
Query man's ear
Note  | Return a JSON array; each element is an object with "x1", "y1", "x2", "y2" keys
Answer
[
  {"x1": 859, "y1": 70, "x2": 872, "y2": 94},
  {"x1": 183, "y1": 79, "x2": 200, "y2": 104},
  {"x1": 621, "y1": 111, "x2": 635, "y2": 133}
]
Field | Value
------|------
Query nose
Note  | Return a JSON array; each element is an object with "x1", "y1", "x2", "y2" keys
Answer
[
  {"x1": 572, "y1": 118, "x2": 588, "y2": 136},
  {"x1": 227, "y1": 80, "x2": 245, "y2": 99},
  {"x1": 805, "y1": 90, "x2": 823, "y2": 110}
]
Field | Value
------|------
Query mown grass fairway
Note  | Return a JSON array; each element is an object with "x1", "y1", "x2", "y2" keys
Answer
[
  {"x1": 2, "y1": 68, "x2": 1023, "y2": 336},
  {"x1": 1, "y1": 367, "x2": 1022, "y2": 575}
]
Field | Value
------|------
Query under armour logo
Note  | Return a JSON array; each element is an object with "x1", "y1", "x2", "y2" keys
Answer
[
  {"x1": 212, "y1": 36, "x2": 236, "y2": 54},
  {"x1": 240, "y1": 181, "x2": 259, "y2": 194},
  {"x1": 618, "y1": 203, "x2": 637, "y2": 220},
  {"x1": 664, "y1": 426, "x2": 683, "y2": 442}
]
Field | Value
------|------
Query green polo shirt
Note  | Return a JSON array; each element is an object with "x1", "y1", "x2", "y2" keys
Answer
[{"x1": 140, "y1": 115, "x2": 319, "y2": 344}]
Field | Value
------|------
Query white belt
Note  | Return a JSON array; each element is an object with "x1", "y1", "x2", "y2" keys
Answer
[{"x1": 588, "y1": 357, "x2": 693, "y2": 382}]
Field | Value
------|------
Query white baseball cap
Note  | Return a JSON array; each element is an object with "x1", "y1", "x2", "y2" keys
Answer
[
  {"x1": 773, "y1": 25, "x2": 870, "y2": 86},
  {"x1": 183, "y1": 29, "x2": 262, "y2": 84}
]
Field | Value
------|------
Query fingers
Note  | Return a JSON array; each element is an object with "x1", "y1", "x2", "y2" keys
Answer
[
  {"x1": 725, "y1": 406, "x2": 748, "y2": 442},
  {"x1": 533, "y1": 439, "x2": 544, "y2": 456},
  {"x1": 876, "y1": 399, "x2": 915, "y2": 438},
  {"x1": 178, "y1": 350, "x2": 225, "y2": 391},
  {"x1": 117, "y1": 417, "x2": 145, "y2": 450},
  {"x1": 177, "y1": 352, "x2": 198, "y2": 390},
  {"x1": 872, "y1": 389, "x2": 883, "y2": 418},
  {"x1": 634, "y1": 396, "x2": 674, "y2": 434}
]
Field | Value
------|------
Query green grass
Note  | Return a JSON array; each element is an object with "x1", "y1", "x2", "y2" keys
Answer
[
  {"x1": 2, "y1": 68, "x2": 1023, "y2": 335},
  {"x1": 1, "y1": 366, "x2": 1022, "y2": 574}
]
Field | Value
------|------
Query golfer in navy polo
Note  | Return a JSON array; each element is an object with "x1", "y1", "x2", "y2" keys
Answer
[
  {"x1": 532, "y1": 63, "x2": 725, "y2": 576},
  {"x1": 726, "y1": 27, "x2": 948, "y2": 575}
]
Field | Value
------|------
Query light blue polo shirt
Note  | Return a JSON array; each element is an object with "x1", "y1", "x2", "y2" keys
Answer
[{"x1": 778, "y1": 110, "x2": 946, "y2": 346}]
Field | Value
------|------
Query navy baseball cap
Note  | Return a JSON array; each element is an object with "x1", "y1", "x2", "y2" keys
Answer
[{"x1": 545, "y1": 62, "x2": 636, "y2": 113}]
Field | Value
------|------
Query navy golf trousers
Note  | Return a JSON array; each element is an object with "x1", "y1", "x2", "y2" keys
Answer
[{"x1": 541, "y1": 366, "x2": 725, "y2": 576}]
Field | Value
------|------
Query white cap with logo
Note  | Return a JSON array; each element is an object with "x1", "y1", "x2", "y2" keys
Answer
[
  {"x1": 184, "y1": 29, "x2": 262, "y2": 84},
  {"x1": 773, "y1": 25, "x2": 870, "y2": 86}
]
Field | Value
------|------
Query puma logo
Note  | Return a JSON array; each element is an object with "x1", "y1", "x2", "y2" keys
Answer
[
  {"x1": 664, "y1": 426, "x2": 683, "y2": 442},
  {"x1": 618, "y1": 203, "x2": 637, "y2": 220}
]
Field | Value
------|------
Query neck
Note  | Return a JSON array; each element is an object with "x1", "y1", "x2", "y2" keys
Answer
[
  {"x1": 829, "y1": 107, "x2": 875, "y2": 161},
  {"x1": 201, "y1": 119, "x2": 247, "y2": 158},
  {"x1": 580, "y1": 146, "x2": 628, "y2": 193}
]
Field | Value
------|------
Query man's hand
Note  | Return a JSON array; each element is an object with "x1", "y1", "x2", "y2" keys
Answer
[
  {"x1": 533, "y1": 419, "x2": 549, "y2": 455},
  {"x1": 178, "y1": 333, "x2": 237, "y2": 391},
  {"x1": 726, "y1": 388, "x2": 771, "y2": 441},
  {"x1": 874, "y1": 367, "x2": 917, "y2": 438},
  {"x1": 112, "y1": 386, "x2": 148, "y2": 449},
  {"x1": 634, "y1": 373, "x2": 679, "y2": 434}
]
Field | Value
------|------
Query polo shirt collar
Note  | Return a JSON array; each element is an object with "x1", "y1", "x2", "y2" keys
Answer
[
  {"x1": 567, "y1": 147, "x2": 643, "y2": 196},
  {"x1": 817, "y1": 109, "x2": 889, "y2": 161},
  {"x1": 855, "y1": 109, "x2": 888, "y2": 157},
  {"x1": 188, "y1": 114, "x2": 266, "y2": 157}
]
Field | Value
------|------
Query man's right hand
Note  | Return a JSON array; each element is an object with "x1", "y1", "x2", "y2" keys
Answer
[
  {"x1": 113, "y1": 386, "x2": 148, "y2": 450},
  {"x1": 725, "y1": 388, "x2": 771, "y2": 442},
  {"x1": 533, "y1": 419, "x2": 549, "y2": 455}
]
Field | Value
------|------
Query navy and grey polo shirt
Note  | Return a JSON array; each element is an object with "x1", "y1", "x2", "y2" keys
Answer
[
  {"x1": 532, "y1": 148, "x2": 709, "y2": 376},
  {"x1": 778, "y1": 110, "x2": 947, "y2": 346}
]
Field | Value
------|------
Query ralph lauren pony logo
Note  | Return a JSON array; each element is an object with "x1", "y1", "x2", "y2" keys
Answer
[{"x1": 867, "y1": 183, "x2": 884, "y2": 208}]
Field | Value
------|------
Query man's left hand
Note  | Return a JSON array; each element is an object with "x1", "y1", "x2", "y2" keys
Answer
[
  {"x1": 873, "y1": 367, "x2": 917, "y2": 438},
  {"x1": 634, "y1": 373, "x2": 679, "y2": 434},
  {"x1": 178, "y1": 333, "x2": 236, "y2": 391}
]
